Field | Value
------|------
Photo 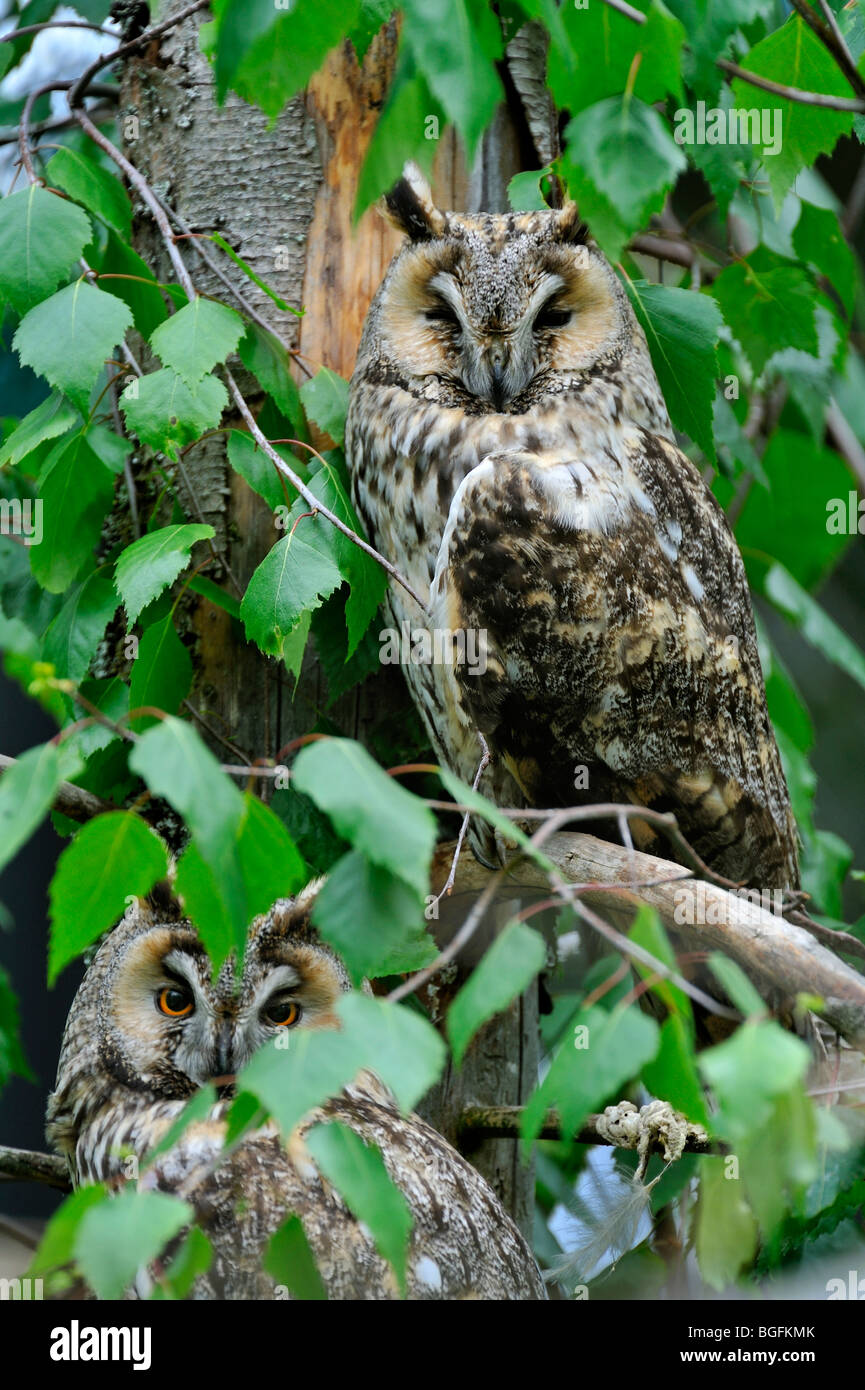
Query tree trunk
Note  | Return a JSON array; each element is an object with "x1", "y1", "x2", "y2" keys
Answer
[{"x1": 118, "y1": 3, "x2": 537, "y2": 1236}]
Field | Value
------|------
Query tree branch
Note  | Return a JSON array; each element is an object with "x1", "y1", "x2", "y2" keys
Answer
[
  {"x1": 430, "y1": 832, "x2": 865, "y2": 1052},
  {"x1": 0, "y1": 753, "x2": 114, "y2": 824},
  {"x1": 459, "y1": 1104, "x2": 713, "y2": 1153},
  {"x1": 0, "y1": 1145, "x2": 70, "y2": 1191}
]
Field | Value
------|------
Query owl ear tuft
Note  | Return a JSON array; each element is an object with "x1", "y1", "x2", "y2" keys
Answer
[
  {"x1": 382, "y1": 163, "x2": 447, "y2": 241},
  {"x1": 551, "y1": 201, "x2": 589, "y2": 246}
]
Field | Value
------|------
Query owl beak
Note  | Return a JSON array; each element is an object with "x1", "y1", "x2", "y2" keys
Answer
[
  {"x1": 488, "y1": 345, "x2": 509, "y2": 410},
  {"x1": 213, "y1": 1017, "x2": 234, "y2": 1080}
]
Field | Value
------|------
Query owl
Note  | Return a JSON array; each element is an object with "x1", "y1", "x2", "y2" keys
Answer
[
  {"x1": 346, "y1": 168, "x2": 798, "y2": 890},
  {"x1": 46, "y1": 884, "x2": 546, "y2": 1300}
]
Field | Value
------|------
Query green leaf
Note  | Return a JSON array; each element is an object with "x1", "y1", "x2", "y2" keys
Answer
[
  {"x1": 239, "y1": 1027, "x2": 363, "y2": 1136},
  {"x1": 355, "y1": 47, "x2": 442, "y2": 220},
  {"x1": 145, "y1": 1086, "x2": 218, "y2": 1164},
  {"x1": 238, "y1": 323, "x2": 303, "y2": 424},
  {"x1": 706, "y1": 953, "x2": 765, "y2": 1018},
  {"x1": 292, "y1": 737, "x2": 436, "y2": 894},
  {"x1": 0, "y1": 184, "x2": 92, "y2": 313},
  {"x1": 263, "y1": 1215, "x2": 327, "y2": 1300},
  {"x1": 642, "y1": 1014, "x2": 708, "y2": 1126},
  {"x1": 174, "y1": 791, "x2": 305, "y2": 966},
  {"x1": 227, "y1": 429, "x2": 288, "y2": 511},
  {"x1": 0, "y1": 964, "x2": 33, "y2": 1088},
  {"x1": 546, "y1": 0, "x2": 684, "y2": 114},
  {"x1": 793, "y1": 200, "x2": 856, "y2": 317},
  {"x1": 402, "y1": 0, "x2": 503, "y2": 157},
  {"x1": 624, "y1": 279, "x2": 722, "y2": 460},
  {"x1": 120, "y1": 369, "x2": 228, "y2": 461},
  {"x1": 14, "y1": 282, "x2": 133, "y2": 415},
  {"x1": 290, "y1": 454, "x2": 387, "y2": 655},
  {"x1": 150, "y1": 297, "x2": 244, "y2": 388},
  {"x1": 698, "y1": 1021, "x2": 810, "y2": 1143},
  {"x1": 129, "y1": 614, "x2": 194, "y2": 729},
  {"x1": 711, "y1": 249, "x2": 818, "y2": 376},
  {"x1": 152, "y1": 1227, "x2": 213, "y2": 1300},
  {"x1": 42, "y1": 571, "x2": 118, "y2": 682},
  {"x1": 30, "y1": 435, "x2": 116, "y2": 593},
  {"x1": 241, "y1": 522, "x2": 343, "y2": 658},
  {"x1": 95, "y1": 231, "x2": 169, "y2": 339},
  {"x1": 299, "y1": 368, "x2": 350, "y2": 447},
  {"x1": 311, "y1": 851, "x2": 435, "y2": 983},
  {"x1": 44, "y1": 146, "x2": 131, "y2": 239},
  {"x1": 0, "y1": 393, "x2": 79, "y2": 469},
  {"x1": 348, "y1": 0, "x2": 394, "y2": 63},
  {"x1": 507, "y1": 167, "x2": 553, "y2": 213},
  {"x1": 306, "y1": 1121, "x2": 412, "y2": 1293},
  {"x1": 129, "y1": 716, "x2": 244, "y2": 863},
  {"x1": 695, "y1": 1156, "x2": 758, "y2": 1290},
  {"x1": 521, "y1": 1003, "x2": 660, "y2": 1147},
  {"x1": 74, "y1": 1188, "x2": 192, "y2": 1300},
  {"x1": 29, "y1": 1185, "x2": 108, "y2": 1278},
  {"x1": 563, "y1": 96, "x2": 686, "y2": 262},
  {"x1": 735, "y1": 431, "x2": 851, "y2": 590},
  {"x1": 115, "y1": 524, "x2": 215, "y2": 626},
  {"x1": 731, "y1": 15, "x2": 854, "y2": 209},
  {"x1": 337, "y1": 991, "x2": 446, "y2": 1111},
  {"x1": 227, "y1": 0, "x2": 362, "y2": 118},
  {"x1": 48, "y1": 812, "x2": 168, "y2": 983},
  {"x1": 447, "y1": 922, "x2": 546, "y2": 1067},
  {"x1": 758, "y1": 562, "x2": 865, "y2": 696}
]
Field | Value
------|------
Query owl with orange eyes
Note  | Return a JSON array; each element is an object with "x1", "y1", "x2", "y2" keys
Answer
[
  {"x1": 46, "y1": 883, "x2": 546, "y2": 1300},
  {"x1": 346, "y1": 167, "x2": 798, "y2": 890}
]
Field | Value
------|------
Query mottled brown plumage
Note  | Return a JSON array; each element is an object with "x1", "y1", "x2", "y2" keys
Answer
[
  {"x1": 46, "y1": 886, "x2": 545, "y2": 1301},
  {"x1": 347, "y1": 169, "x2": 798, "y2": 889}
]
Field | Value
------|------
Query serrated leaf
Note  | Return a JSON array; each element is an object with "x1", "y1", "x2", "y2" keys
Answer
[
  {"x1": 624, "y1": 279, "x2": 722, "y2": 460},
  {"x1": 306, "y1": 1121, "x2": 412, "y2": 1293},
  {"x1": 521, "y1": 1003, "x2": 660, "y2": 1147},
  {"x1": 546, "y1": 0, "x2": 684, "y2": 114},
  {"x1": 337, "y1": 991, "x2": 446, "y2": 1110},
  {"x1": 120, "y1": 369, "x2": 228, "y2": 460},
  {"x1": 0, "y1": 393, "x2": 79, "y2": 468},
  {"x1": 758, "y1": 562, "x2": 865, "y2": 696},
  {"x1": 42, "y1": 570, "x2": 118, "y2": 682},
  {"x1": 115, "y1": 524, "x2": 215, "y2": 626},
  {"x1": 30, "y1": 434, "x2": 116, "y2": 593},
  {"x1": 447, "y1": 922, "x2": 546, "y2": 1067},
  {"x1": 75, "y1": 1188, "x2": 192, "y2": 1300},
  {"x1": 311, "y1": 851, "x2": 435, "y2": 983},
  {"x1": 238, "y1": 323, "x2": 303, "y2": 425},
  {"x1": 48, "y1": 812, "x2": 168, "y2": 982},
  {"x1": 96, "y1": 231, "x2": 168, "y2": 339},
  {"x1": 227, "y1": 0, "x2": 362, "y2": 117},
  {"x1": 299, "y1": 368, "x2": 350, "y2": 446},
  {"x1": 698, "y1": 1021, "x2": 810, "y2": 1143},
  {"x1": 563, "y1": 97, "x2": 686, "y2": 261},
  {"x1": 793, "y1": 200, "x2": 856, "y2": 317},
  {"x1": 227, "y1": 429, "x2": 287, "y2": 511},
  {"x1": 711, "y1": 250, "x2": 818, "y2": 376},
  {"x1": 292, "y1": 737, "x2": 436, "y2": 894},
  {"x1": 239, "y1": 1026, "x2": 362, "y2": 1136},
  {"x1": 263, "y1": 1215, "x2": 327, "y2": 1300},
  {"x1": 241, "y1": 522, "x2": 343, "y2": 658},
  {"x1": 150, "y1": 297, "x2": 244, "y2": 388},
  {"x1": 14, "y1": 281, "x2": 133, "y2": 414},
  {"x1": 355, "y1": 47, "x2": 442, "y2": 221},
  {"x1": 0, "y1": 184, "x2": 92, "y2": 313},
  {"x1": 44, "y1": 146, "x2": 131, "y2": 239},
  {"x1": 731, "y1": 15, "x2": 854, "y2": 209},
  {"x1": 129, "y1": 614, "x2": 193, "y2": 730},
  {"x1": 507, "y1": 167, "x2": 553, "y2": 212},
  {"x1": 402, "y1": 0, "x2": 503, "y2": 157}
]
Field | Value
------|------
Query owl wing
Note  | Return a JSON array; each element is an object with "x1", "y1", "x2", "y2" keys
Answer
[{"x1": 430, "y1": 427, "x2": 798, "y2": 889}]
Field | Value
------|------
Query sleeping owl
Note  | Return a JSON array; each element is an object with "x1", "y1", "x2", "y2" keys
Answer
[
  {"x1": 346, "y1": 168, "x2": 798, "y2": 890},
  {"x1": 46, "y1": 884, "x2": 546, "y2": 1300}
]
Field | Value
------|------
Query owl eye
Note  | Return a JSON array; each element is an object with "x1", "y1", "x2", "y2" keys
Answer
[
  {"x1": 534, "y1": 305, "x2": 572, "y2": 331},
  {"x1": 158, "y1": 985, "x2": 194, "y2": 1018},
  {"x1": 263, "y1": 997, "x2": 302, "y2": 1028},
  {"x1": 425, "y1": 300, "x2": 460, "y2": 327}
]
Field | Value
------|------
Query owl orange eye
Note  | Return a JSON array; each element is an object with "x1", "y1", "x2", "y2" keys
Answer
[
  {"x1": 158, "y1": 986, "x2": 194, "y2": 1018},
  {"x1": 264, "y1": 998, "x2": 302, "y2": 1028}
]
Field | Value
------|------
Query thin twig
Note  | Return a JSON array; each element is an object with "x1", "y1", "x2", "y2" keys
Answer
[
  {"x1": 0, "y1": 1144, "x2": 70, "y2": 1190},
  {"x1": 65, "y1": 0, "x2": 210, "y2": 113},
  {"x1": 791, "y1": 0, "x2": 865, "y2": 101},
  {"x1": 2, "y1": 19, "x2": 117, "y2": 42},
  {"x1": 224, "y1": 369, "x2": 430, "y2": 614},
  {"x1": 387, "y1": 867, "x2": 508, "y2": 1004},
  {"x1": 716, "y1": 58, "x2": 865, "y2": 111},
  {"x1": 435, "y1": 732, "x2": 491, "y2": 903}
]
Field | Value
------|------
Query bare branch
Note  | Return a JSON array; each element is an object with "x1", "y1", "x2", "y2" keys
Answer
[
  {"x1": 0, "y1": 753, "x2": 114, "y2": 824},
  {"x1": 0, "y1": 1144, "x2": 70, "y2": 1191},
  {"x1": 459, "y1": 1104, "x2": 714, "y2": 1152}
]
